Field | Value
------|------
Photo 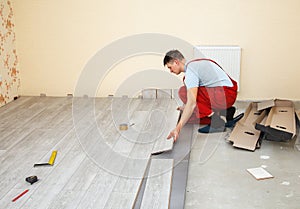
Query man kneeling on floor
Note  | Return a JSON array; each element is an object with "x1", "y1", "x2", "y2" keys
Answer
[{"x1": 164, "y1": 49, "x2": 240, "y2": 142}]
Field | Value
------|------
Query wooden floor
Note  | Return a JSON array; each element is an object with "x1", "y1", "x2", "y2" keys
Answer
[
  {"x1": 0, "y1": 96, "x2": 179, "y2": 209},
  {"x1": 2, "y1": 97, "x2": 300, "y2": 209}
]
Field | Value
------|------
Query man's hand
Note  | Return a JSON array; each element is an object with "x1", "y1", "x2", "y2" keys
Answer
[
  {"x1": 167, "y1": 127, "x2": 180, "y2": 142},
  {"x1": 176, "y1": 105, "x2": 185, "y2": 111},
  {"x1": 167, "y1": 88, "x2": 197, "y2": 143}
]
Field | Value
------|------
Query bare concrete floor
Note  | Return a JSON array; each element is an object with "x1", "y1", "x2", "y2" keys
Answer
[{"x1": 185, "y1": 101, "x2": 300, "y2": 209}]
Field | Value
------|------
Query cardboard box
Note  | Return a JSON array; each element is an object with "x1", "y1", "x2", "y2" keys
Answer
[
  {"x1": 255, "y1": 99, "x2": 296, "y2": 142},
  {"x1": 229, "y1": 99, "x2": 297, "y2": 151},
  {"x1": 296, "y1": 110, "x2": 300, "y2": 123},
  {"x1": 228, "y1": 102, "x2": 266, "y2": 151}
]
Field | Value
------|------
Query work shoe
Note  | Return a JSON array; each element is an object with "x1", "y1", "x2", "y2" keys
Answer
[
  {"x1": 220, "y1": 106, "x2": 236, "y2": 121},
  {"x1": 198, "y1": 125, "x2": 226, "y2": 134},
  {"x1": 225, "y1": 113, "x2": 244, "y2": 128},
  {"x1": 198, "y1": 113, "x2": 226, "y2": 134}
]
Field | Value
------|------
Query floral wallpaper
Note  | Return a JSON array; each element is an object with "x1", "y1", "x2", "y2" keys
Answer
[{"x1": 0, "y1": 0, "x2": 19, "y2": 107}]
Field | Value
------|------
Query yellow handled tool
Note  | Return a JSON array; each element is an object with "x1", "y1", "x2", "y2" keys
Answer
[
  {"x1": 48, "y1": 150, "x2": 57, "y2": 165},
  {"x1": 34, "y1": 150, "x2": 58, "y2": 167}
]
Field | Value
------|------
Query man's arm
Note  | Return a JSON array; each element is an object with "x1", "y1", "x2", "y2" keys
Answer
[{"x1": 167, "y1": 87, "x2": 198, "y2": 142}]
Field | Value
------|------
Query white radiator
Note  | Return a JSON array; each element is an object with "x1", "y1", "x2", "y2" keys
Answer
[{"x1": 193, "y1": 46, "x2": 241, "y2": 90}]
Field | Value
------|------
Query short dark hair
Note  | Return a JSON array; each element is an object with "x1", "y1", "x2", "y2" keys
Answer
[{"x1": 163, "y1": 50, "x2": 185, "y2": 66}]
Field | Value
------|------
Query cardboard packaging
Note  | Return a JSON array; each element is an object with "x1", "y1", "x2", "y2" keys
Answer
[
  {"x1": 228, "y1": 102, "x2": 267, "y2": 151},
  {"x1": 228, "y1": 99, "x2": 297, "y2": 151},
  {"x1": 255, "y1": 99, "x2": 296, "y2": 142}
]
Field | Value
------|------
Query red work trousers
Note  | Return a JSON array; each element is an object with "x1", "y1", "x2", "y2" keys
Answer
[{"x1": 178, "y1": 78, "x2": 238, "y2": 124}]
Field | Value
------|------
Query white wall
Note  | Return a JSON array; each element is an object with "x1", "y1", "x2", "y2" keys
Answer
[{"x1": 12, "y1": 0, "x2": 300, "y2": 100}]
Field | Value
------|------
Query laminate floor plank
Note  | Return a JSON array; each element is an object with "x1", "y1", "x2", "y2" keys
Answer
[
  {"x1": 75, "y1": 98, "x2": 142, "y2": 209},
  {"x1": 0, "y1": 97, "x2": 54, "y2": 129},
  {"x1": 74, "y1": 136, "x2": 124, "y2": 209},
  {"x1": 94, "y1": 97, "x2": 113, "y2": 115},
  {"x1": 0, "y1": 98, "x2": 68, "y2": 150},
  {"x1": 72, "y1": 97, "x2": 118, "y2": 143},
  {"x1": 95, "y1": 110, "x2": 121, "y2": 148},
  {"x1": 0, "y1": 150, "x2": 5, "y2": 157},
  {"x1": 103, "y1": 99, "x2": 171, "y2": 208},
  {"x1": 140, "y1": 159, "x2": 174, "y2": 209},
  {"x1": 0, "y1": 128, "x2": 15, "y2": 142},
  {"x1": 0, "y1": 97, "x2": 95, "y2": 208},
  {"x1": 0, "y1": 96, "x2": 34, "y2": 119},
  {"x1": 47, "y1": 100, "x2": 74, "y2": 129},
  {"x1": 102, "y1": 191, "x2": 137, "y2": 209},
  {"x1": 0, "y1": 129, "x2": 77, "y2": 209},
  {"x1": 0, "y1": 126, "x2": 36, "y2": 151},
  {"x1": 101, "y1": 138, "x2": 151, "y2": 208},
  {"x1": 78, "y1": 99, "x2": 154, "y2": 209},
  {"x1": 23, "y1": 97, "x2": 72, "y2": 129},
  {"x1": 0, "y1": 127, "x2": 72, "y2": 200},
  {"x1": 47, "y1": 157, "x2": 99, "y2": 209},
  {"x1": 151, "y1": 100, "x2": 179, "y2": 154},
  {"x1": 20, "y1": 142, "x2": 86, "y2": 209},
  {"x1": 0, "y1": 97, "x2": 179, "y2": 209},
  {"x1": 75, "y1": 168, "x2": 119, "y2": 209},
  {"x1": 78, "y1": 97, "x2": 138, "y2": 157}
]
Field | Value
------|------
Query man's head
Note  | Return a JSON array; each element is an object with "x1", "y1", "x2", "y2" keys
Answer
[{"x1": 163, "y1": 50, "x2": 185, "y2": 75}]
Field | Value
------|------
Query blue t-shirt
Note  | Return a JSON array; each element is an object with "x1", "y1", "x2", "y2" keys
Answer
[{"x1": 184, "y1": 60, "x2": 233, "y2": 89}]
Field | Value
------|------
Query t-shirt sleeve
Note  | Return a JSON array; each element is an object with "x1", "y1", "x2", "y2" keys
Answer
[{"x1": 184, "y1": 67, "x2": 199, "y2": 89}]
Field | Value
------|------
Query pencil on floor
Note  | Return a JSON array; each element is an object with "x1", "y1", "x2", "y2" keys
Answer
[{"x1": 12, "y1": 189, "x2": 29, "y2": 202}]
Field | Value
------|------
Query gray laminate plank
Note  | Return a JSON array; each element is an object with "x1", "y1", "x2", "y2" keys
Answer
[
  {"x1": 77, "y1": 99, "x2": 153, "y2": 209},
  {"x1": 87, "y1": 144, "x2": 132, "y2": 209},
  {"x1": 72, "y1": 97, "x2": 102, "y2": 140},
  {"x1": 76, "y1": 98, "x2": 142, "y2": 209},
  {"x1": 0, "y1": 126, "x2": 36, "y2": 151},
  {"x1": 0, "y1": 150, "x2": 5, "y2": 157},
  {"x1": 19, "y1": 142, "x2": 86, "y2": 209},
  {"x1": 0, "y1": 97, "x2": 53, "y2": 129},
  {"x1": 0, "y1": 128, "x2": 14, "y2": 141},
  {"x1": 157, "y1": 89, "x2": 172, "y2": 99},
  {"x1": 0, "y1": 127, "x2": 72, "y2": 200},
  {"x1": 102, "y1": 99, "x2": 170, "y2": 208},
  {"x1": 23, "y1": 97, "x2": 72, "y2": 129},
  {"x1": 74, "y1": 151, "x2": 122, "y2": 208},
  {"x1": 0, "y1": 98, "x2": 73, "y2": 151},
  {"x1": 47, "y1": 157, "x2": 99, "y2": 209},
  {"x1": 151, "y1": 99, "x2": 179, "y2": 154},
  {"x1": 0, "y1": 97, "x2": 93, "y2": 208},
  {"x1": 0, "y1": 97, "x2": 177, "y2": 209},
  {"x1": 0, "y1": 96, "x2": 33, "y2": 119},
  {"x1": 47, "y1": 99, "x2": 74, "y2": 129},
  {"x1": 102, "y1": 192, "x2": 137, "y2": 209},
  {"x1": 75, "y1": 167, "x2": 119, "y2": 209},
  {"x1": 73, "y1": 97, "x2": 118, "y2": 140},
  {"x1": 140, "y1": 159, "x2": 174, "y2": 209},
  {"x1": 142, "y1": 89, "x2": 157, "y2": 99},
  {"x1": 94, "y1": 97, "x2": 113, "y2": 115},
  {"x1": 0, "y1": 129, "x2": 77, "y2": 209}
]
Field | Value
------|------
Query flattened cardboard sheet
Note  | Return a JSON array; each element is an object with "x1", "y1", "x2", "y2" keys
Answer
[
  {"x1": 239, "y1": 103, "x2": 265, "y2": 126},
  {"x1": 231, "y1": 124, "x2": 261, "y2": 151},
  {"x1": 256, "y1": 99, "x2": 296, "y2": 141},
  {"x1": 228, "y1": 102, "x2": 266, "y2": 151},
  {"x1": 230, "y1": 99, "x2": 297, "y2": 150},
  {"x1": 257, "y1": 100, "x2": 275, "y2": 111},
  {"x1": 296, "y1": 110, "x2": 300, "y2": 122}
]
